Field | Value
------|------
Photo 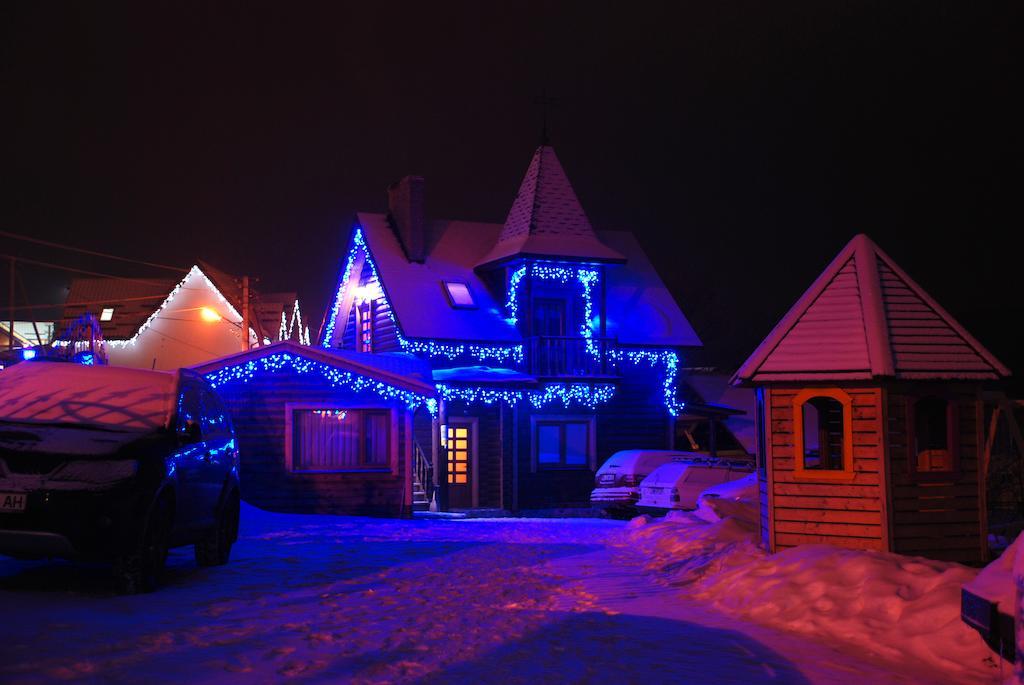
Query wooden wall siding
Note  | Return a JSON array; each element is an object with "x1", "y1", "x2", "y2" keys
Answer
[
  {"x1": 759, "y1": 474, "x2": 771, "y2": 549},
  {"x1": 214, "y1": 371, "x2": 410, "y2": 516},
  {"x1": 444, "y1": 402, "x2": 503, "y2": 508},
  {"x1": 509, "y1": 369, "x2": 672, "y2": 509},
  {"x1": 339, "y1": 262, "x2": 400, "y2": 352},
  {"x1": 885, "y1": 387, "x2": 983, "y2": 564},
  {"x1": 595, "y1": 366, "x2": 672, "y2": 459},
  {"x1": 768, "y1": 386, "x2": 887, "y2": 552},
  {"x1": 759, "y1": 259, "x2": 871, "y2": 375},
  {"x1": 878, "y1": 261, "x2": 996, "y2": 376}
]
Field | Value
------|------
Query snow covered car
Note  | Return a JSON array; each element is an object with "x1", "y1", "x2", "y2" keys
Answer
[
  {"x1": 0, "y1": 362, "x2": 240, "y2": 593},
  {"x1": 590, "y1": 450, "x2": 695, "y2": 513},
  {"x1": 961, "y1": 538, "x2": 1017, "y2": 661},
  {"x1": 636, "y1": 457, "x2": 754, "y2": 513},
  {"x1": 693, "y1": 472, "x2": 759, "y2": 525}
]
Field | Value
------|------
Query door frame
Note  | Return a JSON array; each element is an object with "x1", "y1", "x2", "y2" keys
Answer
[{"x1": 448, "y1": 416, "x2": 479, "y2": 508}]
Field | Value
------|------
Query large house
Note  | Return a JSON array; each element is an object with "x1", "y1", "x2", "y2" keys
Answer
[{"x1": 318, "y1": 145, "x2": 703, "y2": 511}]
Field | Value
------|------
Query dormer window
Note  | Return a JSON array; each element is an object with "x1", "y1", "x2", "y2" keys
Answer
[
  {"x1": 100, "y1": 307, "x2": 114, "y2": 321},
  {"x1": 443, "y1": 281, "x2": 476, "y2": 309}
]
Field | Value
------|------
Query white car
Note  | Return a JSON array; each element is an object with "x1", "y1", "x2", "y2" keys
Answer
[
  {"x1": 590, "y1": 450, "x2": 697, "y2": 513},
  {"x1": 637, "y1": 457, "x2": 754, "y2": 513}
]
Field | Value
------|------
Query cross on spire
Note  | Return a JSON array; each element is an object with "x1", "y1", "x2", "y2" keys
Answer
[{"x1": 534, "y1": 91, "x2": 557, "y2": 145}]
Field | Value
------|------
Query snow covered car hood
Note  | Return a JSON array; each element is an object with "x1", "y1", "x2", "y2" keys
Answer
[{"x1": 0, "y1": 361, "x2": 178, "y2": 432}]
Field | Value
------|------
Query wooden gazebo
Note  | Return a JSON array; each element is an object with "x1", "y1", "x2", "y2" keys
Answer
[{"x1": 733, "y1": 234, "x2": 1010, "y2": 564}]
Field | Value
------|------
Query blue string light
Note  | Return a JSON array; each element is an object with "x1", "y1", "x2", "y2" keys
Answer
[
  {"x1": 322, "y1": 227, "x2": 525, "y2": 364},
  {"x1": 204, "y1": 352, "x2": 437, "y2": 414},
  {"x1": 320, "y1": 228, "x2": 684, "y2": 416},
  {"x1": 436, "y1": 382, "x2": 617, "y2": 409},
  {"x1": 609, "y1": 348, "x2": 683, "y2": 417}
]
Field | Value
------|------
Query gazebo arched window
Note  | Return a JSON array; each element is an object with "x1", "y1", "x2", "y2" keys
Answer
[{"x1": 792, "y1": 388, "x2": 854, "y2": 480}]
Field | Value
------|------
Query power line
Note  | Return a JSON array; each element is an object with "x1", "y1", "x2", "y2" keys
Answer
[
  {"x1": 1, "y1": 254, "x2": 184, "y2": 285},
  {"x1": 4, "y1": 294, "x2": 174, "y2": 312},
  {"x1": 0, "y1": 229, "x2": 186, "y2": 272}
]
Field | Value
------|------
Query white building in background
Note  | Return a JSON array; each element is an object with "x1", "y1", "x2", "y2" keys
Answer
[{"x1": 58, "y1": 262, "x2": 309, "y2": 371}]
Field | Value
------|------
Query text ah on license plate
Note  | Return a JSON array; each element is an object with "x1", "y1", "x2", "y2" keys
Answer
[{"x1": 0, "y1": 492, "x2": 27, "y2": 513}]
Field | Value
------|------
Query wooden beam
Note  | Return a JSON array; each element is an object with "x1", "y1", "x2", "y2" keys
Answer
[{"x1": 328, "y1": 252, "x2": 366, "y2": 348}]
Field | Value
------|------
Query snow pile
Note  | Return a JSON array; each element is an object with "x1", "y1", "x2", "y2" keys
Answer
[{"x1": 621, "y1": 509, "x2": 996, "y2": 680}]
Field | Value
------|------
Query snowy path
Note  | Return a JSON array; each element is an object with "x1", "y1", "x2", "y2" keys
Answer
[{"x1": 0, "y1": 506, "x2": 994, "y2": 684}]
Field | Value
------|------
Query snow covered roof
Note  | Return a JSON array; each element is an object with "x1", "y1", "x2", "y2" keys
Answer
[
  {"x1": 733, "y1": 234, "x2": 1011, "y2": 383},
  {"x1": 355, "y1": 214, "x2": 700, "y2": 347},
  {"x1": 600, "y1": 231, "x2": 703, "y2": 347},
  {"x1": 432, "y1": 366, "x2": 537, "y2": 384},
  {"x1": 684, "y1": 373, "x2": 757, "y2": 453},
  {"x1": 0, "y1": 361, "x2": 178, "y2": 431},
  {"x1": 61, "y1": 276, "x2": 177, "y2": 339},
  {"x1": 191, "y1": 340, "x2": 436, "y2": 396},
  {"x1": 358, "y1": 213, "x2": 522, "y2": 343},
  {"x1": 475, "y1": 146, "x2": 626, "y2": 267}
]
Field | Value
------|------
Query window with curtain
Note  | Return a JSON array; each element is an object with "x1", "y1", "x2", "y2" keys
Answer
[{"x1": 291, "y1": 409, "x2": 389, "y2": 471}]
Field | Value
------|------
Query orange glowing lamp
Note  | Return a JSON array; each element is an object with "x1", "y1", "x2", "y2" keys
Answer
[{"x1": 199, "y1": 307, "x2": 222, "y2": 322}]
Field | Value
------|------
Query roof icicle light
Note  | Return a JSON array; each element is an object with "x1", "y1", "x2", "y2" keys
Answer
[
  {"x1": 321, "y1": 226, "x2": 524, "y2": 364},
  {"x1": 93, "y1": 265, "x2": 257, "y2": 348},
  {"x1": 203, "y1": 351, "x2": 436, "y2": 414},
  {"x1": 435, "y1": 382, "x2": 616, "y2": 410}
]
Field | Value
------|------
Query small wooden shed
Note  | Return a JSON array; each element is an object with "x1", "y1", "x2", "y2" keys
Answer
[
  {"x1": 733, "y1": 234, "x2": 1010, "y2": 564},
  {"x1": 192, "y1": 341, "x2": 436, "y2": 517}
]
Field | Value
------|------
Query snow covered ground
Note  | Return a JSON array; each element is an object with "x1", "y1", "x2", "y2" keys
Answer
[{"x1": 0, "y1": 504, "x2": 1003, "y2": 684}]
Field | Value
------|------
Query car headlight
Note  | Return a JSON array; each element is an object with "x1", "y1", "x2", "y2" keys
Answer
[{"x1": 51, "y1": 460, "x2": 139, "y2": 485}]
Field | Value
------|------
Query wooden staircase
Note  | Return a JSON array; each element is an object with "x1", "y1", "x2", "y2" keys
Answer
[{"x1": 413, "y1": 441, "x2": 433, "y2": 512}]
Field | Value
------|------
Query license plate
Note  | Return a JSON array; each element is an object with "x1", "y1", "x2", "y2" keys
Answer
[
  {"x1": 599, "y1": 475, "x2": 616, "y2": 484},
  {"x1": 0, "y1": 492, "x2": 27, "y2": 513}
]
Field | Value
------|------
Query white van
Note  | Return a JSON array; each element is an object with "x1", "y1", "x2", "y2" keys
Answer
[
  {"x1": 590, "y1": 450, "x2": 697, "y2": 513},
  {"x1": 637, "y1": 458, "x2": 754, "y2": 512}
]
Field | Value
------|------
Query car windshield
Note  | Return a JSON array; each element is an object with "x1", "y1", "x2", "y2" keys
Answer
[{"x1": 0, "y1": 362, "x2": 177, "y2": 432}]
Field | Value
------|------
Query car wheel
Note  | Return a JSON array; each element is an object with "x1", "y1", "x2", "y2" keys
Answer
[
  {"x1": 114, "y1": 493, "x2": 172, "y2": 594},
  {"x1": 195, "y1": 490, "x2": 239, "y2": 567}
]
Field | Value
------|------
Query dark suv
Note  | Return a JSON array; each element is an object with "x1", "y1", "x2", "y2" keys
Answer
[{"x1": 0, "y1": 361, "x2": 240, "y2": 592}]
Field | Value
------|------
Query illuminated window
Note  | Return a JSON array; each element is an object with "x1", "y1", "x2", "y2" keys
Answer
[
  {"x1": 443, "y1": 281, "x2": 476, "y2": 308},
  {"x1": 290, "y1": 408, "x2": 389, "y2": 471},
  {"x1": 357, "y1": 301, "x2": 374, "y2": 352},
  {"x1": 534, "y1": 418, "x2": 593, "y2": 469},
  {"x1": 913, "y1": 397, "x2": 956, "y2": 473},
  {"x1": 792, "y1": 388, "x2": 854, "y2": 480},
  {"x1": 100, "y1": 307, "x2": 114, "y2": 321},
  {"x1": 446, "y1": 424, "x2": 471, "y2": 485}
]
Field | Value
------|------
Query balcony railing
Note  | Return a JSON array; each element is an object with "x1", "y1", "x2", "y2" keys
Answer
[{"x1": 527, "y1": 336, "x2": 616, "y2": 378}]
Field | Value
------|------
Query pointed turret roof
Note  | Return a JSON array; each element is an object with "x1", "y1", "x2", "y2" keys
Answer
[
  {"x1": 733, "y1": 234, "x2": 1010, "y2": 383},
  {"x1": 475, "y1": 145, "x2": 625, "y2": 267}
]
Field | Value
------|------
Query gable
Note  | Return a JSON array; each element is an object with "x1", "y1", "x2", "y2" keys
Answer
[
  {"x1": 734, "y1": 234, "x2": 1009, "y2": 383},
  {"x1": 756, "y1": 255, "x2": 871, "y2": 376}
]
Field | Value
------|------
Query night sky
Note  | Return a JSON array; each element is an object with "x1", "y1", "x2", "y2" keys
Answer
[{"x1": 2, "y1": 2, "x2": 1020, "y2": 381}]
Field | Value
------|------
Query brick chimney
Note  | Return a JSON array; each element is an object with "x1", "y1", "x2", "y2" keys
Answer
[{"x1": 387, "y1": 175, "x2": 427, "y2": 263}]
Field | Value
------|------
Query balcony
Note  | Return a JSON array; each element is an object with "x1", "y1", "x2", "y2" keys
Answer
[{"x1": 526, "y1": 336, "x2": 616, "y2": 378}]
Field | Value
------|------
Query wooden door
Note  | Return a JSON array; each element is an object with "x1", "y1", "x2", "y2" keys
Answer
[{"x1": 446, "y1": 422, "x2": 474, "y2": 509}]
